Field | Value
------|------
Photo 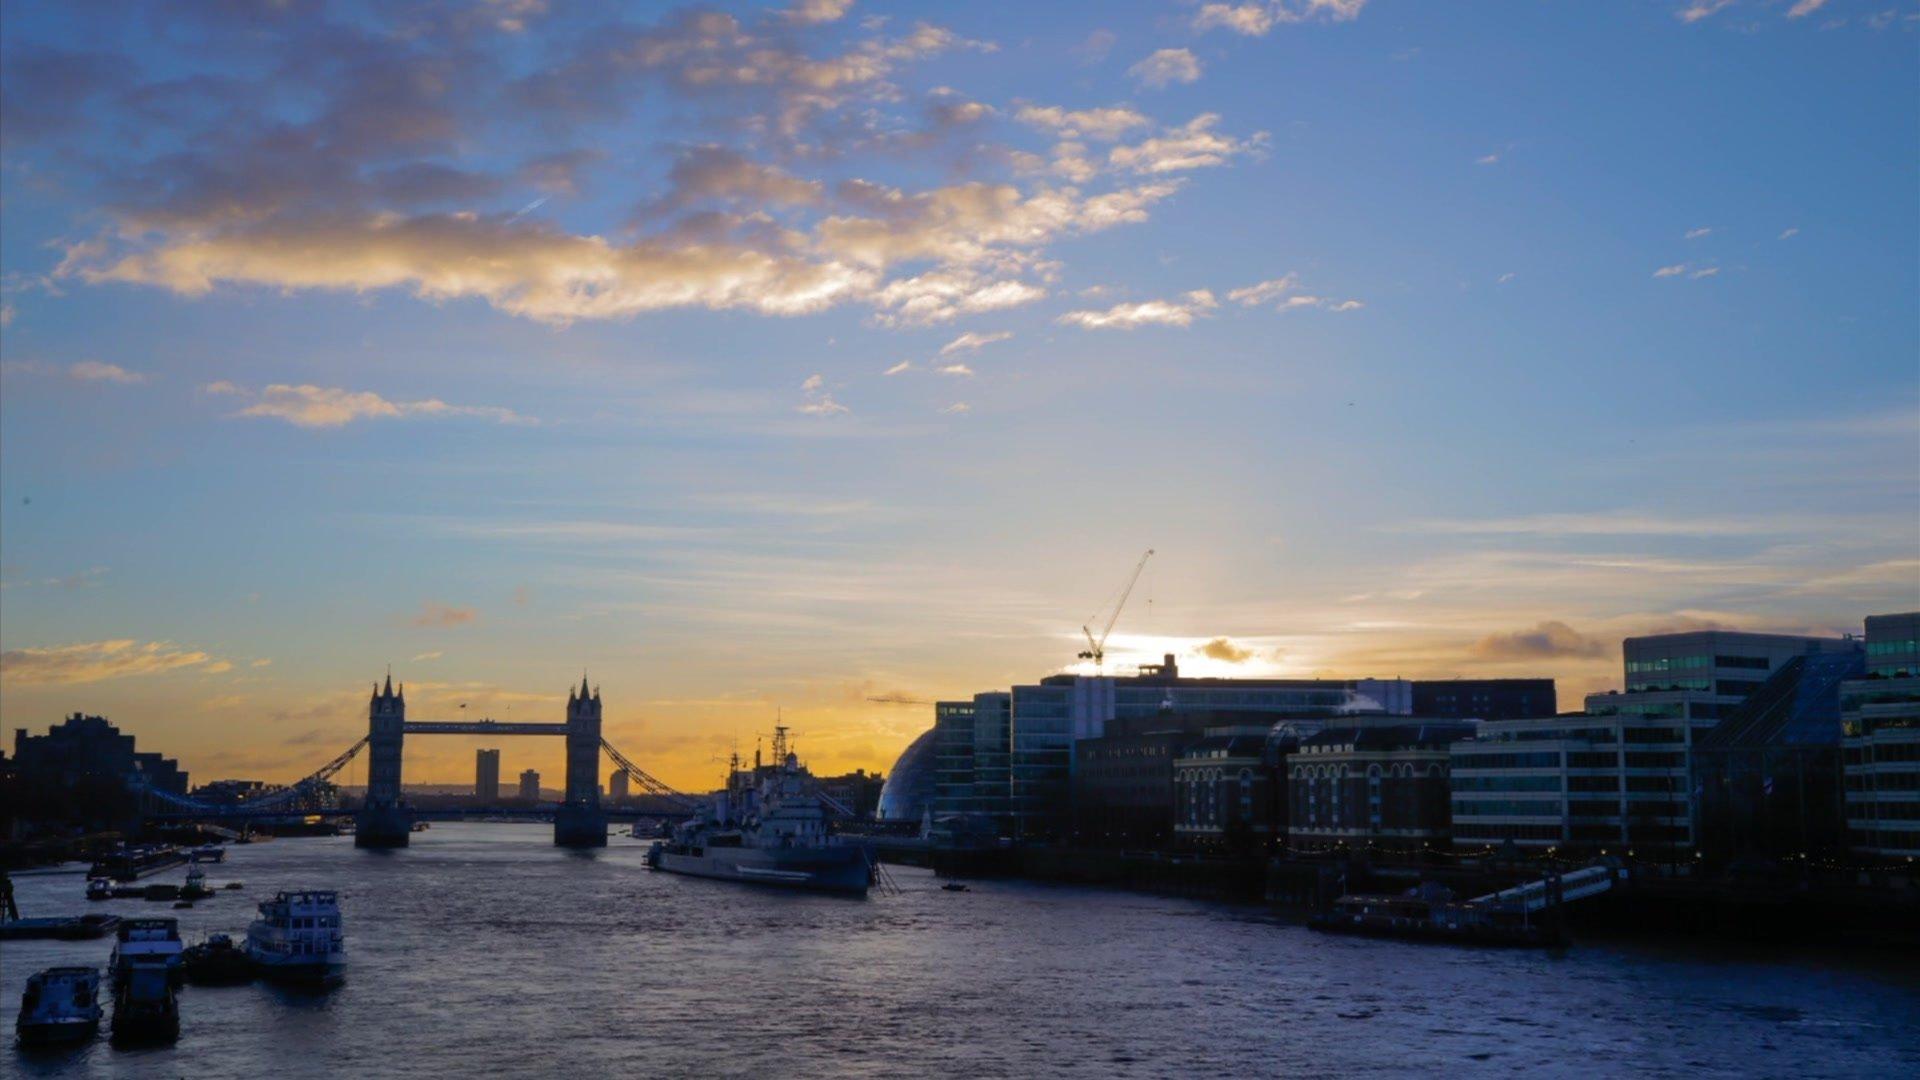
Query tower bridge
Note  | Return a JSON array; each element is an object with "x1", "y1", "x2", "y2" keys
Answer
[
  {"x1": 129, "y1": 673, "x2": 693, "y2": 849},
  {"x1": 358, "y1": 673, "x2": 681, "y2": 848}
]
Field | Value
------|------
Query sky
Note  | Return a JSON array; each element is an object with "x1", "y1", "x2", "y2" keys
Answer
[{"x1": 1, "y1": 0, "x2": 1916, "y2": 792}]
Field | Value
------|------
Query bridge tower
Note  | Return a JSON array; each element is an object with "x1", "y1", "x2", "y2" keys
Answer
[
  {"x1": 554, "y1": 676, "x2": 608, "y2": 847},
  {"x1": 355, "y1": 673, "x2": 414, "y2": 847}
]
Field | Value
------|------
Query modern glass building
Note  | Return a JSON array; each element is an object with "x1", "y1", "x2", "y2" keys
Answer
[
  {"x1": 876, "y1": 728, "x2": 939, "y2": 825},
  {"x1": 1452, "y1": 630, "x2": 1855, "y2": 853},
  {"x1": 1842, "y1": 612, "x2": 1920, "y2": 858}
]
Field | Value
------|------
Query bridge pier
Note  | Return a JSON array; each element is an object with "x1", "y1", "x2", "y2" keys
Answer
[
  {"x1": 555, "y1": 678, "x2": 607, "y2": 847},
  {"x1": 356, "y1": 675, "x2": 413, "y2": 847}
]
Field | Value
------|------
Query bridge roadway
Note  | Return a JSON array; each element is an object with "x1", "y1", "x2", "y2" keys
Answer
[{"x1": 402, "y1": 720, "x2": 568, "y2": 736}]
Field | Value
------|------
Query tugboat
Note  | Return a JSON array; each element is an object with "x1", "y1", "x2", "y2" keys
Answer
[
  {"x1": 109, "y1": 918, "x2": 185, "y2": 987},
  {"x1": 182, "y1": 868, "x2": 213, "y2": 900},
  {"x1": 86, "y1": 878, "x2": 113, "y2": 902},
  {"x1": 110, "y1": 967, "x2": 179, "y2": 1045},
  {"x1": 15, "y1": 967, "x2": 103, "y2": 1046},
  {"x1": 245, "y1": 891, "x2": 345, "y2": 983},
  {"x1": 647, "y1": 727, "x2": 872, "y2": 896},
  {"x1": 181, "y1": 934, "x2": 254, "y2": 985}
]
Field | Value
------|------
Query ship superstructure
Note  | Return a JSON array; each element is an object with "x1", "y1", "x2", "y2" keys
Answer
[{"x1": 647, "y1": 727, "x2": 872, "y2": 895}]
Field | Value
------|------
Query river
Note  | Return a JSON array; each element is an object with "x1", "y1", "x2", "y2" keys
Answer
[{"x1": 5, "y1": 823, "x2": 1917, "y2": 1078}]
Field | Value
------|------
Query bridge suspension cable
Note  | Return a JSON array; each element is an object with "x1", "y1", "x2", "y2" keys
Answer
[
  {"x1": 600, "y1": 738, "x2": 698, "y2": 809},
  {"x1": 132, "y1": 736, "x2": 371, "y2": 815}
]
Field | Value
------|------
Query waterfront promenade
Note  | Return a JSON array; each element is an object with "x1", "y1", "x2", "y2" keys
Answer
[{"x1": 8, "y1": 823, "x2": 1918, "y2": 1077}]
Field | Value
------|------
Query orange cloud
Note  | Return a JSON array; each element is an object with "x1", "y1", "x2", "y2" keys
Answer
[{"x1": 0, "y1": 639, "x2": 225, "y2": 685}]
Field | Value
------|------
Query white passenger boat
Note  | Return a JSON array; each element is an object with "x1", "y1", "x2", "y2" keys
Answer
[{"x1": 245, "y1": 890, "x2": 345, "y2": 983}]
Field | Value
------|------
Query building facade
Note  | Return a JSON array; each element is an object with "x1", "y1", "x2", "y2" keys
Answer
[
  {"x1": 518, "y1": 769, "x2": 540, "y2": 800},
  {"x1": 1171, "y1": 723, "x2": 1308, "y2": 851},
  {"x1": 1288, "y1": 719, "x2": 1474, "y2": 852},
  {"x1": 1411, "y1": 679, "x2": 1556, "y2": 721},
  {"x1": 1578, "y1": 629, "x2": 1854, "y2": 852},
  {"x1": 1842, "y1": 612, "x2": 1920, "y2": 859},
  {"x1": 12, "y1": 713, "x2": 189, "y2": 795},
  {"x1": 476, "y1": 748, "x2": 501, "y2": 802},
  {"x1": 1009, "y1": 656, "x2": 1412, "y2": 840},
  {"x1": 608, "y1": 767, "x2": 629, "y2": 802}
]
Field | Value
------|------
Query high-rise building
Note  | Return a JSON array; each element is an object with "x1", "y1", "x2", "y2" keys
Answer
[
  {"x1": 518, "y1": 768, "x2": 541, "y2": 800},
  {"x1": 12, "y1": 713, "x2": 189, "y2": 795},
  {"x1": 1452, "y1": 629, "x2": 1855, "y2": 853},
  {"x1": 1842, "y1": 612, "x2": 1920, "y2": 858},
  {"x1": 608, "y1": 768, "x2": 629, "y2": 802},
  {"x1": 476, "y1": 749, "x2": 501, "y2": 802}
]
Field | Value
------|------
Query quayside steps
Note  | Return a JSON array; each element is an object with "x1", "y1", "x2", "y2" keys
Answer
[{"x1": 1469, "y1": 865, "x2": 1624, "y2": 915}]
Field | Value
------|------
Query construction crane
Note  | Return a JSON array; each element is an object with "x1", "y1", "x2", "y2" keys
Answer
[{"x1": 1078, "y1": 548, "x2": 1154, "y2": 670}]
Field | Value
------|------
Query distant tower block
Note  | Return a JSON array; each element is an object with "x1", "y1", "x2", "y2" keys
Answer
[
  {"x1": 356, "y1": 673, "x2": 414, "y2": 847},
  {"x1": 553, "y1": 676, "x2": 608, "y2": 847}
]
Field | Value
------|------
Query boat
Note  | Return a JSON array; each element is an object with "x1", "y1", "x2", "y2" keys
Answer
[
  {"x1": 110, "y1": 966, "x2": 178, "y2": 1045},
  {"x1": 15, "y1": 967, "x2": 103, "y2": 1046},
  {"x1": 224, "y1": 882, "x2": 244, "y2": 891},
  {"x1": 110, "y1": 918, "x2": 185, "y2": 987},
  {"x1": 646, "y1": 727, "x2": 872, "y2": 896},
  {"x1": 941, "y1": 882, "x2": 970, "y2": 892},
  {"x1": 86, "y1": 878, "x2": 113, "y2": 902},
  {"x1": 141, "y1": 883, "x2": 180, "y2": 902},
  {"x1": 1307, "y1": 886, "x2": 1564, "y2": 948},
  {"x1": 0, "y1": 913, "x2": 121, "y2": 941},
  {"x1": 188, "y1": 844, "x2": 225, "y2": 864},
  {"x1": 181, "y1": 934, "x2": 254, "y2": 985},
  {"x1": 245, "y1": 890, "x2": 345, "y2": 983},
  {"x1": 182, "y1": 868, "x2": 212, "y2": 899},
  {"x1": 88, "y1": 844, "x2": 188, "y2": 883}
]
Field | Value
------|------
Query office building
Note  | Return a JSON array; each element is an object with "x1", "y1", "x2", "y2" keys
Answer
[
  {"x1": 932, "y1": 692, "x2": 1011, "y2": 837},
  {"x1": 1411, "y1": 679, "x2": 1556, "y2": 721},
  {"x1": 1452, "y1": 629, "x2": 1854, "y2": 853},
  {"x1": 608, "y1": 767, "x2": 629, "y2": 802},
  {"x1": 1842, "y1": 612, "x2": 1920, "y2": 858},
  {"x1": 1288, "y1": 718, "x2": 1474, "y2": 852},
  {"x1": 1011, "y1": 655, "x2": 1413, "y2": 840},
  {"x1": 818, "y1": 768, "x2": 885, "y2": 820},
  {"x1": 476, "y1": 748, "x2": 501, "y2": 802},
  {"x1": 518, "y1": 768, "x2": 540, "y2": 800}
]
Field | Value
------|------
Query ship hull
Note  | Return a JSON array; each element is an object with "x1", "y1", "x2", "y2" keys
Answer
[{"x1": 650, "y1": 846, "x2": 870, "y2": 895}]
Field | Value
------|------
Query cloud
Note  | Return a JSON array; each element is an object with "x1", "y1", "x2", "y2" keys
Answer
[
  {"x1": 882, "y1": 360, "x2": 911, "y2": 375},
  {"x1": 1785, "y1": 0, "x2": 1830, "y2": 17},
  {"x1": 1057, "y1": 289, "x2": 1217, "y2": 330},
  {"x1": 0, "y1": 639, "x2": 225, "y2": 684},
  {"x1": 784, "y1": 0, "x2": 855, "y2": 24},
  {"x1": 1684, "y1": 226, "x2": 1712, "y2": 239},
  {"x1": 1476, "y1": 153, "x2": 1499, "y2": 166},
  {"x1": 1197, "y1": 636, "x2": 1255, "y2": 663},
  {"x1": 1471, "y1": 621, "x2": 1609, "y2": 661},
  {"x1": 1402, "y1": 510, "x2": 1790, "y2": 537},
  {"x1": 1194, "y1": 1, "x2": 1367, "y2": 35},
  {"x1": 1690, "y1": 266, "x2": 1719, "y2": 279},
  {"x1": 939, "y1": 402, "x2": 970, "y2": 414},
  {"x1": 1653, "y1": 264, "x2": 1688, "y2": 278},
  {"x1": 1072, "y1": 30, "x2": 1117, "y2": 65},
  {"x1": 204, "y1": 380, "x2": 532, "y2": 428},
  {"x1": 2, "y1": 360, "x2": 150, "y2": 384},
  {"x1": 802, "y1": 373, "x2": 825, "y2": 392},
  {"x1": 1128, "y1": 48, "x2": 1202, "y2": 89},
  {"x1": 1496, "y1": 272, "x2": 1516, "y2": 284},
  {"x1": 1227, "y1": 274, "x2": 1362, "y2": 312},
  {"x1": 410, "y1": 601, "x2": 477, "y2": 628},
  {"x1": 867, "y1": 267, "x2": 1049, "y2": 327},
  {"x1": 1014, "y1": 105, "x2": 1152, "y2": 142},
  {"x1": 1109, "y1": 115, "x2": 1263, "y2": 174},
  {"x1": 640, "y1": 145, "x2": 825, "y2": 219},
  {"x1": 936, "y1": 362, "x2": 974, "y2": 377},
  {"x1": 68, "y1": 360, "x2": 148, "y2": 384},
  {"x1": 797, "y1": 396, "x2": 849, "y2": 415},
  {"x1": 1677, "y1": 0, "x2": 1735, "y2": 22},
  {"x1": 411, "y1": 650, "x2": 444, "y2": 661},
  {"x1": 1778, "y1": 227, "x2": 1799, "y2": 240},
  {"x1": 939, "y1": 330, "x2": 1012, "y2": 355}
]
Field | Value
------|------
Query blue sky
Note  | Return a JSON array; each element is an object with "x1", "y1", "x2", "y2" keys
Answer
[{"x1": 2, "y1": 0, "x2": 1915, "y2": 787}]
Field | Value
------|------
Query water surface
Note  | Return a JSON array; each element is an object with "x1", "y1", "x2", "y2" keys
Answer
[{"x1": 6, "y1": 823, "x2": 1916, "y2": 1077}]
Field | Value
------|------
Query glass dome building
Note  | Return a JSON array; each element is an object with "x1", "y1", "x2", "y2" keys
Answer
[{"x1": 875, "y1": 728, "x2": 938, "y2": 824}]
